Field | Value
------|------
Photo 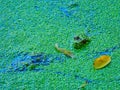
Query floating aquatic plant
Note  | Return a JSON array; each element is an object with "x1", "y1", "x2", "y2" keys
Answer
[{"x1": 93, "y1": 55, "x2": 111, "y2": 69}]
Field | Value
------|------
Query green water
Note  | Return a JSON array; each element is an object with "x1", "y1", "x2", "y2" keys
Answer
[{"x1": 0, "y1": 0, "x2": 120, "y2": 90}]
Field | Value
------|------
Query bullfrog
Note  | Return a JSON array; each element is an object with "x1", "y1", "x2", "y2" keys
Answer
[{"x1": 73, "y1": 33, "x2": 90, "y2": 49}]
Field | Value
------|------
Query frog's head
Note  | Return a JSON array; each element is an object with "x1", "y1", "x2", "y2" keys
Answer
[{"x1": 73, "y1": 33, "x2": 91, "y2": 49}]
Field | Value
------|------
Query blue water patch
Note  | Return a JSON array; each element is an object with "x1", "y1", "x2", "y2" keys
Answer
[
  {"x1": 59, "y1": 3, "x2": 80, "y2": 17},
  {"x1": 0, "y1": 52, "x2": 68, "y2": 72},
  {"x1": 34, "y1": 5, "x2": 40, "y2": 11},
  {"x1": 59, "y1": 7, "x2": 72, "y2": 17},
  {"x1": 0, "y1": 52, "x2": 94, "y2": 84},
  {"x1": 92, "y1": 44, "x2": 120, "y2": 58},
  {"x1": 74, "y1": 75, "x2": 93, "y2": 83}
]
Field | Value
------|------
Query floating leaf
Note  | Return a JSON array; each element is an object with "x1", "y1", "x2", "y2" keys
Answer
[
  {"x1": 55, "y1": 43, "x2": 74, "y2": 58},
  {"x1": 93, "y1": 55, "x2": 111, "y2": 69}
]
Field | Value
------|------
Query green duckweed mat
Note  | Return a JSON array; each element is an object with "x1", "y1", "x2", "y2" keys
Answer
[{"x1": 0, "y1": 0, "x2": 120, "y2": 90}]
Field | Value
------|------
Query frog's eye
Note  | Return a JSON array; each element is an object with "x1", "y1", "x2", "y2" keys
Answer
[
  {"x1": 74, "y1": 36, "x2": 81, "y2": 40},
  {"x1": 93, "y1": 55, "x2": 111, "y2": 69}
]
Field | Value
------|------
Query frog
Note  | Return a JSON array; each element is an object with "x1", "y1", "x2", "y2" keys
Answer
[{"x1": 73, "y1": 33, "x2": 91, "y2": 49}]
